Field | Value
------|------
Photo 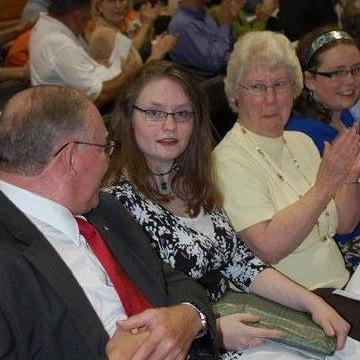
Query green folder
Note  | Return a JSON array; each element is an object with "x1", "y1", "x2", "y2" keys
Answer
[{"x1": 213, "y1": 290, "x2": 336, "y2": 358}]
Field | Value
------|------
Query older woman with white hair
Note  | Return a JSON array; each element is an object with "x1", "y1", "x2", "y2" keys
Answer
[{"x1": 214, "y1": 30, "x2": 360, "y2": 336}]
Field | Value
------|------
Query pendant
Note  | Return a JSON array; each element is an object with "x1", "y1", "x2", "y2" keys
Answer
[{"x1": 161, "y1": 181, "x2": 168, "y2": 192}]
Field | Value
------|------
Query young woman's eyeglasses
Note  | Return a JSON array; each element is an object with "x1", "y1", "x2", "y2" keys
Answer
[
  {"x1": 239, "y1": 80, "x2": 292, "y2": 96},
  {"x1": 133, "y1": 105, "x2": 195, "y2": 123},
  {"x1": 310, "y1": 65, "x2": 360, "y2": 80},
  {"x1": 53, "y1": 140, "x2": 116, "y2": 157}
]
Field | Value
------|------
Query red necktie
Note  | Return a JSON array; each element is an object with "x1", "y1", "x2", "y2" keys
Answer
[{"x1": 76, "y1": 217, "x2": 152, "y2": 316}]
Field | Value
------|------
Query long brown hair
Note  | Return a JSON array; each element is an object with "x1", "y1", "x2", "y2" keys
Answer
[
  {"x1": 294, "y1": 25, "x2": 358, "y2": 122},
  {"x1": 107, "y1": 60, "x2": 222, "y2": 215}
]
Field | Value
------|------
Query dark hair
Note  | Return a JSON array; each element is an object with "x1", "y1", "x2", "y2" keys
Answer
[
  {"x1": 343, "y1": 14, "x2": 360, "y2": 44},
  {"x1": 49, "y1": 0, "x2": 91, "y2": 16},
  {"x1": 294, "y1": 25, "x2": 358, "y2": 122},
  {"x1": 108, "y1": 60, "x2": 222, "y2": 215},
  {"x1": 0, "y1": 85, "x2": 89, "y2": 176}
]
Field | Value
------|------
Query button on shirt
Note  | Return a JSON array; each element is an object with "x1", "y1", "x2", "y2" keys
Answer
[
  {"x1": 168, "y1": 5, "x2": 233, "y2": 80},
  {"x1": 0, "y1": 180, "x2": 127, "y2": 336},
  {"x1": 30, "y1": 13, "x2": 121, "y2": 100}
]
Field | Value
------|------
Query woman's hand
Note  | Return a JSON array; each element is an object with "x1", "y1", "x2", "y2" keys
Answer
[
  {"x1": 216, "y1": 313, "x2": 283, "y2": 351},
  {"x1": 149, "y1": 33, "x2": 178, "y2": 60},
  {"x1": 308, "y1": 299, "x2": 349, "y2": 350},
  {"x1": 315, "y1": 127, "x2": 360, "y2": 197},
  {"x1": 345, "y1": 122, "x2": 360, "y2": 182}
]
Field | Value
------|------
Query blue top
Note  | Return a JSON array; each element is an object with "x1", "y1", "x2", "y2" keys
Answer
[
  {"x1": 286, "y1": 110, "x2": 360, "y2": 244},
  {"x1": 285, "y1": 110, "x2": 355, "y2": 156},
  {"x1": 168, "y1": 5, "x2": 233, "y2": 80}
]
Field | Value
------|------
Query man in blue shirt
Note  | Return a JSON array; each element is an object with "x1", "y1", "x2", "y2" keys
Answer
[{"x1": 168, "y1": 0, "x2": 236, "y2": 80}]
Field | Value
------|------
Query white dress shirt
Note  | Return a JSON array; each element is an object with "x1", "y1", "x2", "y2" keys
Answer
[
  {"x1": 30, "y1": 13, "x2": 121, "y2": 100},
  {"x1": 0, "y1": 180, "x2": 126, "y2": 336}
]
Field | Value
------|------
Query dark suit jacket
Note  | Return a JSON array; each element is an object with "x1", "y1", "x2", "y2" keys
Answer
[{"x1": 0, "y1": 192, "x2": 218, "y2": 360}]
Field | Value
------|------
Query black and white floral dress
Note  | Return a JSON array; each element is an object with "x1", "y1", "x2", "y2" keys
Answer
[{"x1": 105, "y1": 176, "x2": 268, "y2": 359}]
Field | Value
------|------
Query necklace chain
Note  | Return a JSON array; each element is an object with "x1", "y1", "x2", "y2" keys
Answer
[
  {"x1": 240, "y1": 125, "x2": 330, "y2": 243},
  {"x1": 150, "y1": 163, "x2": 175, "y2": 193}
]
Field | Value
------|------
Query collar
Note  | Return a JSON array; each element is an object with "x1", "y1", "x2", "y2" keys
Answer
[{"x1": 0, "y1": 179, "x2": 80, "y2": 245}]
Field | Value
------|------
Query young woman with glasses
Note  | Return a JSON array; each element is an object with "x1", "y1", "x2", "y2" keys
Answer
[{"x1": 286, "y1": 26, "x2": 360, "y2": 272}]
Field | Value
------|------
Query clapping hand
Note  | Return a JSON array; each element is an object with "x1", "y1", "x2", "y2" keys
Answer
[
  {"x1": 150, "y1": 33, "x2": 178, "y2": 60},
  {"x1": 315, "y1": 126, "x2": 360, "y2": 196}
]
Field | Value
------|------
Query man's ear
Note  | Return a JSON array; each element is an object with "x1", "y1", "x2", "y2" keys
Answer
[
  {"x1": 55, "y1": 142, "x2": 77, "y2": 177},
  {"x1": 304, "y1": 71, "x2": 316, "y2": 91}
]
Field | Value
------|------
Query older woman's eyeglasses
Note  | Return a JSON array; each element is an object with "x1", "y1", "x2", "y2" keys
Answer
[
  {"x1": 309, "y1": 65, "x2": 360, "y2": 80},
  {"x1": 239, "y1": 81, "x2": 291, "y2": 96},
  {"x1": 133, "y1": 105, "x2": 195, "y2": 123},
  {"x1": 53, "y1": 139, "x2": 116, "y2": 157}
]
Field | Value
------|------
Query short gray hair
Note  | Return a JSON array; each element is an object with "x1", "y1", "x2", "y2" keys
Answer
[
  {"x1": 224, "y1": 31, "x2": 303, "y2": 112},
  {"x1": 0, "y1": 85, "x2": 90, "y2": 176}
]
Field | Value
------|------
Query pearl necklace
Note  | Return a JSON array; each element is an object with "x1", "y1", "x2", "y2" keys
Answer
[{"x1": 240, "y1": 125, "x2": 331, "y2": 243}]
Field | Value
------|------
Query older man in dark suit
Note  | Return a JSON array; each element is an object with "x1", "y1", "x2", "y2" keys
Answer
[{"x1": 0, "y1": 85, "x2": 217, "y2": 360}]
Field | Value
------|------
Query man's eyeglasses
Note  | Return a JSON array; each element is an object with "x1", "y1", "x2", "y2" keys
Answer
[
  {"x1": 53, "y1": 140, "x2": 116, "y2": 157},
  {"x1": 133, "y1": 105, "x2": 195, "y2": 123},
  {"x1": 239, "y1": 80, "x2": 292, "y2": 96},
  {"x1": 310, "y1": 65, "x2": 360, "y2": 80}
]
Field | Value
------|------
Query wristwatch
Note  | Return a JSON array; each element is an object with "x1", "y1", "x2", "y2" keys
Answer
[
  {"x1": 196, "y1": 309, "x2": 208, "y2": 337},
  {"x1": 183, "y1": 302, "x2": 208, "y2": 337}
]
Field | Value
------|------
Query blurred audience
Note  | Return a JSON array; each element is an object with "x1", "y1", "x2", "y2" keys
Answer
[
  {"x1": 30, "y1": 0, "x2": 140, "y2": 108},
  {"x1": 210, "y1": 0, "x2": 279, "y2": 38},
  {"x1": 168, "y1": 0, "x2": 237, "y2": 80},
  {"x1": 88, "y1": 0, "x2": 177, "y2": 66},
  {"x1": 4, "y1": 27, "x2": 33, "y2": 68}
]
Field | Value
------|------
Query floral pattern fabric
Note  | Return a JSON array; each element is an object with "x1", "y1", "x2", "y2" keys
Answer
[{"x1": 105, "y1": 176, "x2": 267, "y2": 302}]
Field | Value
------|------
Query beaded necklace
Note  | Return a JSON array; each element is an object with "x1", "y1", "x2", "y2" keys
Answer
[{"x1": 239, "y1": 124, "x2": 331, "y2": 243}]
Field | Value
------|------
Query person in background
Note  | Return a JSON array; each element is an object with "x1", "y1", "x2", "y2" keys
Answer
[
  {"x1": 210, "y1": 0, "x2": 278, "y2": 38},
  {"x1": 88, "y1": 0, "x2": 177, "y2": 66},
  {"x1": 30, "y1": 0, "x2": 140, "y2": 108},
  {"x1": 168, "y1": 0, "x2": 238, "y2": 81},
  {"x1": 0, "y1": 85, "x2": 218, "y2": 360},
  {"x1": 105, "y1": 60, "x2": 350, "y2": 358},
  {"x1": 214, "y1": 31, "x2": 360, "y2": 338},
  {"x1": 21, "y1": 0, "x2": 49, "y2": 24},
  {"x1": 286, "y1": 26, "x2": 360, "y2": 272}
]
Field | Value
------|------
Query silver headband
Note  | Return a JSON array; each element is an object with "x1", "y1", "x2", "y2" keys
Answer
[{"x1": 302, "y1": 30, "x2": 354, "y2": 68}]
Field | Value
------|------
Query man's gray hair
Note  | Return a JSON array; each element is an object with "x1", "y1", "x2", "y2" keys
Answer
[
  {"x1": 0, "y1": 85, "x2": 90, "y2": 176},
  {"x1": 224, "y1": 31, "x2": 303, "y2": 112}
]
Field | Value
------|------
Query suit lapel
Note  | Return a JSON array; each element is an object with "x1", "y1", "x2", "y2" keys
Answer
[
  {"x1": 0, "y1": 192, "x2": 108, "y2": 354},
  {"x1": 86, "y1": 213, "x2": 168, "y2": 307}
]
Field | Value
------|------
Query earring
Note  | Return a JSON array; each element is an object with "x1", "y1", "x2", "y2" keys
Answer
[{"x1": 307, "y1": 89, "x2": 314, "y2": 103}]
